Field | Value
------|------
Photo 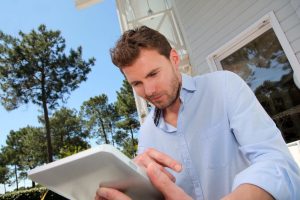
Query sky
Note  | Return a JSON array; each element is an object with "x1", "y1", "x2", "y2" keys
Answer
[{"x1": 0, "y1": 0, "x2": 124, "y2": 149}]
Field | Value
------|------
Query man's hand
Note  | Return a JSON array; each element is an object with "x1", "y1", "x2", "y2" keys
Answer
[
  {"x1": 94, "y1": 163, "x2": 192, "y2": 200},
  {"x1": 146, "y1": 163, "x2": 192, "y2": 200},
  {"x1": 134, "y1": 148, "x2": 182, "y2": 182},
  {"x1": 94, "y1": 148, "x2": 192, "y2": 200}
]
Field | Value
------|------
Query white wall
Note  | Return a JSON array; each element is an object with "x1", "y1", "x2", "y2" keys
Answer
[
  {"x1": 172, "y1": 0, "x2": 300, "y2": 76},
  {"x1": 290, "y1": 0, "x2": 300, "y2": 63}
]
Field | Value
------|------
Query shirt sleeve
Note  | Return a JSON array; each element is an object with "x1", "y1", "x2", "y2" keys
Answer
[{"x1": 225, "y1": 71, "x2": 300, "y2": 200}]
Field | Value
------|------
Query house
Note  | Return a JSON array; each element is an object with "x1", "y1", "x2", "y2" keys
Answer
[{"x1": 76, "y1": 0, "x2": 300, "y2": 166}]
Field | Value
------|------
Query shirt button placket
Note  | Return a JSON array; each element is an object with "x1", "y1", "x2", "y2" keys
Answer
[{"x1": 178, "y1": 106, "x2": 204, "y2": 200}]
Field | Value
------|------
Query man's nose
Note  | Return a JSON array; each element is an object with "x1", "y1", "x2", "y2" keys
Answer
[{"x1": 144, "y1": 81, "x2": 156, "y2": 97}]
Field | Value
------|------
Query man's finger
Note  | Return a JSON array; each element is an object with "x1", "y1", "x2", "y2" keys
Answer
[
  {"x1": 134, "y1": 150, "x2": 178, "y2": 182},
  {"x1": 160, "y1": 165, "x2": 176, "y2": 182},
  {"x1": 134, "y1": 153, "x2": 152, "y2": 168},
  {"x1": 145, "y1": 148, "x2": 182, "y2": 172},
  {"x1": 96, "y1": 187, "x2": 131, "y2": 200},
  {"x1": 147, "y1": 163, "x2": 192, "y2": 200}
]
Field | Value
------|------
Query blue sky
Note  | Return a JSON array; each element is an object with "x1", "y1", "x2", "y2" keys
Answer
[{"x1": 0, "y1": 0, "x2": 124, "y2": 149}]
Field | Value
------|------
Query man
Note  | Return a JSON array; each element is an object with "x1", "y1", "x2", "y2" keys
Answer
[{"x1": 95, "y1": 26, "x2": 300, "y2": 200}]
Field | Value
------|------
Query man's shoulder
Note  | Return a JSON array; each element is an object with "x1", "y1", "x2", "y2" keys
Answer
[
  {"x1": 193, "y1": 70, "x2": 236, "y2": 80},
  {"x1": 189, "y1": 71, "x2": 229, "y2": 88},
  {"x1": 192, "y1": 70, "x2": 242, "y2": 88}
]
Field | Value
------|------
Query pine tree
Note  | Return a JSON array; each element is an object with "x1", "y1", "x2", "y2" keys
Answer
[{"x1": 0, "y1": 25, "x2": 95, "y2": 162}]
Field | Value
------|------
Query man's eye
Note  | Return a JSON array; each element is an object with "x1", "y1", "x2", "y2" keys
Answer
[
  {"x1": 150, "y1": 72, "x2": 157, "y2": 77},
  {"x1": 132, "y1": 82, "x2": 140, "y2": 87}
]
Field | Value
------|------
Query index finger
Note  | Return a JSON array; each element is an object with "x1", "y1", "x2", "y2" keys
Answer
[
  {"x1": 95, "y1": 187, "x2": 131, "y2": 200},
  {"x1": 145, "y1": 148, "x2": 182, "y2": 172},
  {"x1": 147, "y1": 163, "x2": 192, "y2": 200}
]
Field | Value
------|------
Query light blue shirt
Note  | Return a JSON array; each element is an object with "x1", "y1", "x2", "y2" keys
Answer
[{"x1": 137, "y1": 71, "x2": 300, "y2": 200}]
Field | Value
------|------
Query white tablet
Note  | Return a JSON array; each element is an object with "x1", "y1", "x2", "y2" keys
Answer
[{"x1": 28, "y1": 144, "x2": 163, "y2": 200}]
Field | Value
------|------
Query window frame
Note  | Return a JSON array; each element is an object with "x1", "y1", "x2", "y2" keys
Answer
[{"x1": 206, "y1": 11, "x2": 300, "y2": 87}]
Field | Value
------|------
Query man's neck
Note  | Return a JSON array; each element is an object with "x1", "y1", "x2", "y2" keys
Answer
[{"x1": 163, "y1": 98, "x2": 181, "y2": 127}]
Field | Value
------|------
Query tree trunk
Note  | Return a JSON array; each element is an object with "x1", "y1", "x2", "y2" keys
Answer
[
  {"x1": 99, "y1": 117, "x2": 109, "y2": 144},
  {"x1": 129, "y1": 128, "x2": 135, "y2": 156},
  {"x1": 100, "y1": 123, "x2": 109, "y2": 144},
  {"x1": 129, "y1": 127, "x2": 135, "y2": 146},
  {"x1": 42, "y1": 95, "x2": 53, "y2": 162},
  {"x1": 14, "y1": 164, "x2": 18, "y2": 191},
  {"x1": 4, "y1": 183, "x2": 6, "y2": 193},
  {"x1": 109, "y1": 123, "x2": 115, "y2": 146},
  {"x1": 41, "y1": 73, "x2": 53, "y2": 163},
  {"x1": 32, "y1": 181, "x2": 36, "y2": 188}
]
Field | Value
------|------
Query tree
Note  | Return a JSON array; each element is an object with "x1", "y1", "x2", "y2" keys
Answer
[
  {"x1": 0, "y1": 165, "x2": 10, "y2": 194},
  {"x1": 121, "y1": 138, "x2": 139, "y2": 158},
  {"x1": 17, "y1": 126, "x2": 47, "y2": 188},
  {"x1": 81, "y1": 94, "x2": 116, "y2": 144},
  {"x1": 115, "y1": 118, "x2": 139, "y2": 153},
  {"x1": 2, "y1": 127, "x2": 47, "y2": 189},
  {"x1": 47, "y1": 107, "x2": 90, "y2": 158},
  {"x1": 105, "y1": 103, "x2": 121, "y2": 146},
  {"x1": 112, "y1": 130, "x2": 138, "y2": 158},
  {"x1": 1, "y1": 130, "x2": 24, "y2": 191},
  {"x1": 116, "y1": 80, "x2": 138, "y2": 117},
  {"x1": 0, "y1": 151, "x2": 10, "y2": 193},
  {"x1": 17, "y1": 126, "x2": 48, "y2": 169},
  {"x1": 115, "y1": 80, "x2": 140, "y2": 156},
  {"x1": 0, "y1": 25, "x2": 95, "y2": 162}
]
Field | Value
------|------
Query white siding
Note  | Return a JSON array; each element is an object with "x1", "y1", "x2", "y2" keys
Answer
[
  {"x1": 291, "y1": 0, "x2": 300, "y2": 19},
  {"x1": 293, "y1": 38, "x2": 300, "y2": 54},
  {"x1": 172, "y1": 0, "x2": 300, "y2": 75},
  {"x1": 290, "y1": 0, "x2": 300, "y2": 60}
]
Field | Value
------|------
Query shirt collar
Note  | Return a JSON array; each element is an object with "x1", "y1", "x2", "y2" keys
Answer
[{"x1": 181, "y1": 73, "x2": 196, "y2": 93}]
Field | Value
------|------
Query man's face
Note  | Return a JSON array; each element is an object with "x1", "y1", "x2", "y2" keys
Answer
[{"x1": 122, "y1": 49, "x2": 181, "y2": 110}]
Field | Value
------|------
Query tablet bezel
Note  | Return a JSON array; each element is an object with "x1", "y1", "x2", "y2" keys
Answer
[{"x1": 28, "y1": 144, "x2": 163, "y2": 200}]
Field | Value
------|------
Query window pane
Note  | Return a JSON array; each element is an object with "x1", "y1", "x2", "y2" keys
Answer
[{"x1": 221, "y1": 28, "x2": 300, "y2": 143}]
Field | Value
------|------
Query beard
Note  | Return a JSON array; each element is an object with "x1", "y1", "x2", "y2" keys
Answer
[{"x1": 146, "y1": 73, "x2": 181, "y2": 110}]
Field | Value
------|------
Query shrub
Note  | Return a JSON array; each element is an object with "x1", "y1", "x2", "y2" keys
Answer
[{"x1": 0, "y1": 187, "x2": 69, "y2": 200}]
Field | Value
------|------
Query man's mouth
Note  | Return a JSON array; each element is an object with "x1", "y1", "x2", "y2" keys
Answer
[{"x1": 148, "y1": 94, "x2": 163, "y2": 102}]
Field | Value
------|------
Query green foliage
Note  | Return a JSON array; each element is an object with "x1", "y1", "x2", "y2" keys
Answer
[
  {"x1": 115, "y1": 80, "x2": 137, "y2": 117},
  {"x1": 0, "y1": 166, "x2": 9, "y2": 183},
  {"x1": 112, "y1": 130, "x2": 128, "y2": 146},
  {"x1": 15, "y1": 127, "x2": 48, "y2": 170},
  {"x1": 1, "y1": 126, "x2": 47, "y2": 190},
  {"x1": 58, "y1": 145, "x2": 87, "y2": 158},
  {"x1": 115, "y1": 79, "x2": 140, "y2": 157},
  {"x1": 120, "y1": 138, "x2": 138, "y2": 159},
  {"x1": 2, "y1": 130, "x2": 23, "y2": 167},
  {"x1": 1, "y1": 131, "x2": 24, "y2": 190},
  {"x1": 47, "y1": 107, "x2": 90, "y2": 159},
  {"x1": 0, "y1": 165, "x2": 9, "y2": 191},
  {"x1": 0, "y1": 24, "x2": 95, "y2": 110},
  {"x1": 80, "y1": 94, "x2": 118, "y2": 144},
  {"x1": 0, "y1": 187, "x2": 68, "y2": 200},
  {"x1": 0, "y1": 24, "x2": 95, "y2": 162},
  {"x1": 0, "y1": 152, "x2": 11, "y2": 193},
  {"x1": 2, "y1": 127, "x2": 47, "y2": 170}
]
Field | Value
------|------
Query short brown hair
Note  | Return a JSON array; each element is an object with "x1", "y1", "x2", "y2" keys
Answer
[{"x1": 110, "y1": 26, "x2": 172, "y2": 68}]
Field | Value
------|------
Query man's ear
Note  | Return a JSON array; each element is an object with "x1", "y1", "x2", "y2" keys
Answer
[{"x1": 169, "y1": 49, "x2": 180, "y2": 67}]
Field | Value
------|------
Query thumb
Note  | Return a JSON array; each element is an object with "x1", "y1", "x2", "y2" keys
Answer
[{"x1": 147, "y1": 163, "x2": 192, "y2": 200}]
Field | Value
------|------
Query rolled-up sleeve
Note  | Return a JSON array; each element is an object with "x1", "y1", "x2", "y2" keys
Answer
[{"x1": 225, "y1": 71, "x2": 300, "y2": 199}]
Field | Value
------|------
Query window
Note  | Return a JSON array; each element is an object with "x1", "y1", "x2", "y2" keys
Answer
[{"x1": 207, "y1": 12, "x2": 300, "y2": 143}]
